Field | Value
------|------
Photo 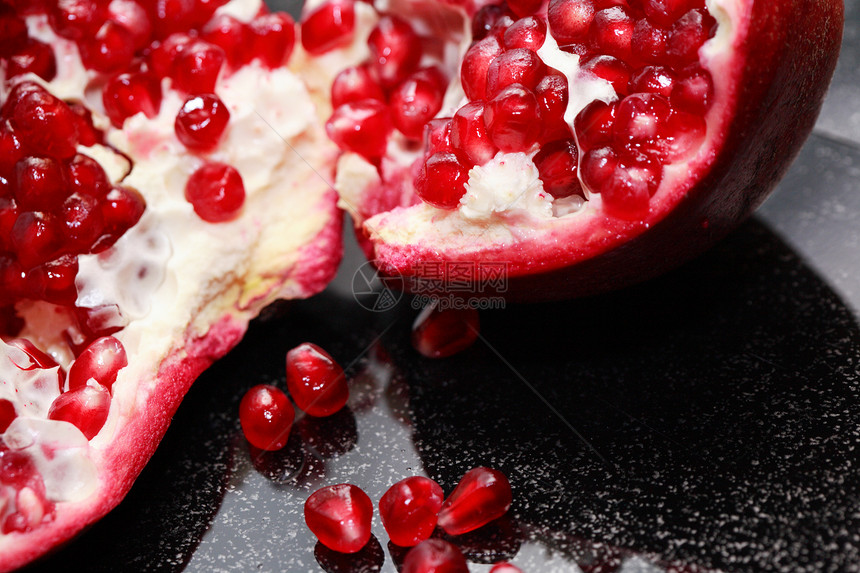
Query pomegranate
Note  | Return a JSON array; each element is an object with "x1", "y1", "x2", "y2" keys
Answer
[
  {"x1": 0, "y1": 0, "x2": 359, "y2": 568},
  {"x1": 330, "y1": 0, "x2": 843, "y2": 300}
]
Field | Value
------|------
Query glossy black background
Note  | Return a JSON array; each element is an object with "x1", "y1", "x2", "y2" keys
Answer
[{"x1": 23, "y1": 0, "x2": 860, "y2": 571}]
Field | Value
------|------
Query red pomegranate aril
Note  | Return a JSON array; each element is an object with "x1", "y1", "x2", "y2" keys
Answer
[
  {"x1": 402, "y1": 539, "x2": 469, "y2": 573},
  {"x1": 451, "y1": 101, "x2": 497, "y2": 166},
  {"x1": 486, "y1": 48, "x2": 546, "y2": 97},
  {"x1": 171, "y1": 40, "x2": 225, "y2": 94},
  {"x1": 1, "y1": 257, "x2": 28, "y2": 301},
  {"x1": 0, "y1": 126, "x2": 25, "y2": 175},
  {"x1": 305, "y1": 484, "x2": 373, "y2": 554},
  {"x1": 424, "y1": 118, "x2": 452, "y2": 155},
  {"x1": 629, "y1": 65, "x2": 676, "y2": 97},
  {"x1": 0, "y1": 10, "x2": 27, "y2": 57},
  {"x1": 536, "y1": 74, "x2": 572, "y2": 142},
  {"x1": 389, "y1": 69, "x2": 446, "y2": 140},
  {"x1": 643, "y1": 0, "x2": 704, "y2": 29},
  {"x1": 79, "y1": 20, "x2": 134, "y2": 73},
  {"x1": 5, "y1": 39, "x2": 57, "y2": 82},
  {"x1": 548, "y1": 0, "x2": 594, "y2": 45},
  {"x1": 67, "y1": 102, "x2": 101, "y2": 147},
  {"x1": 379, "y1": 476, "x2": 444, "y2": 547},
  {"x1": 508, "y1": 0, "x2": 542, "y2": 17},
  {"x1": 0, "y1": 446, "x2": 54, "y2": 534},
  {"x1": 183, "y1": 162, "x2": 244, "y2": 223},
  {"x1": 666, "y1": 9, "x2": 715, "y2": 68},
  {"x1": 631, "y1": 18, "x2": 668, "y2": 64},
  {"x1": 67, "y1": 336, "x2": 127, "y2": 392},
  {"x1": 147, "y1": 32, "x2": 193, "y2": 78},
  {"x1": 97, "y1": 185, "x2": 145, "y2": 249},
  {"x1": 33, "y1": 255, "x2": 79, "y2": 306},
  {"x1": 239, "y1": 384, "x2": 295, "y2": 450},
  {"x1": 47, "y1": 384, "x2": 111, "y2": 440},
  {"x1": 581, "y1": 145, "x2": 618, "y2": 190},
  {"x1": 174, "y1": 94, "x2": 230, "y2": 152},
  {"x1": 150, "y1": 0, "x2": 212, "y2": 38},
  {"x1": 300, "y1": 0, "x2": 355, "y2": 56},
  {"x1": 533, "y1": 139, "x2": 582, "y2": 198},
  {"x1": 490, "y1": 563, "x2": 523, "y2": 573},
  {"x1": 460, "y1": 35, "x2": 503, "y2": 101},
  {"x1": 485, "y1": 83, "x2": 542, "y2": 153},
  {"x1": 202, "y1": 13, "x2": 251, "y2": 69},
  {"x1": 574, "y1": 99, "x2": 617, "y2": 149},
  {"x1": 598, "y1": 150, "x2": 662, "y2": 218},
  {"x1": 612, "y1": 92, "x2": 672, "y2": 149},
  {"x1": 589, "y1": 6, "x2": 634, "y2": 61},
  {"x1": 61, "y1": 193, "x2": 104, "y2": 251},
  {"x1": 8, "y1": 84, "x2": 79, "y2": 160},
  {"x1": 66, "y1": 154, "x2": 110, "y2": 199},
  {"x1": 411, "y1": 305, "x2": 479, "y2": 358},
  {"x1": 437, "y1": 466, "x2": 512, "y2": 535},
  {"x1": 471, "y1": 4, "x2": 514, "y2": 41},
  {"x1": 286, "y1": 342, "x2": 348, "y2": 417},
  {"x1": 331, "y1": 65, "x2": 385, "y2": 109},
  {"x1": 415, "y1": 151, "x2": 470, "y2": 210},
  {"x1": 11, "y1": 212, "x2": 62, "y2": 270},
  {"x1": 582, "y1": 55, "x2": 631, "y2": 96},
  {"x1": 48, "y1": 0, "x2": 108, "y2": 40},
  {"x1": 367, "y1": 15, "x2": 422, "y2": 90},
  {"x1": 325, "y1": 100, "x2": 392, "y2": 164},
  {"x1": 503, "y1": 16, "x2": 547, "y2": 51},
  {"x1": 14, "y1": 156, "x2": 68, "y2": 212},
  {"x1": 108, "y1": 0, "x2": 152, "y2": 51},
  {"x1": 250, "y1": 12, "x2": 296, "y2": 68},
  {"x1": 0, "y1": 399, "x2": 15, "y2": 433},
  {"x1": 671, "y1": 64, "x2": 713, "y2": 114}
]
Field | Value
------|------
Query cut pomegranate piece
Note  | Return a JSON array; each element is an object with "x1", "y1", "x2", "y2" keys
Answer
[
  {"x1": 379, "y1": 476, "x2": 444, "y2": 547},
  {"x1": 305, "y1": 484, "x2": 373, "y2": 554},
  {"x1": 174, "y1": 94, "x2": 230, "y2": 152},
  {"x1": 239, "y1": 384, "x2": 295, "y2": 451},
  {"x1": 437, "y1": 467, "x2": 513, "y2": 536},
  {"x1": 184, "y1": 162, "x2": 245, "y2": 223},
  {"x1": 411, "y1": 305, "x2": 479, "y2": 359},
  {"x1": 67, "y1": 336, "x2": 127, "y2": 392},
  {"x1": 300, "y1": 0, "x2": 355, "y2": 55},
  {"x1": 367, "y1": 15, "x2": 422, "y2": 89},
  {"x1": 286, "y1": 342, "x2": 348, "y2": 417},
  {"x1": 47, "y1": 384, "x2": 111, "y2": 440},
  {"x1": 401, "y1": 539, "x2": 469, "y2": 573}
]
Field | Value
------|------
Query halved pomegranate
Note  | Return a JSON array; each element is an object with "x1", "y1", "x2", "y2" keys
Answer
[
  {"x1": 0, "y1": 0, "x2": 365, "y2": 568},
  {"x1": 331, "y1": 0, "x2": 843, "y2": 300}
]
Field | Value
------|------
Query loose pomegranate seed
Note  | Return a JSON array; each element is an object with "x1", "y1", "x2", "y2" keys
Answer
[
  {"x1": 589, "y1": 6, "x2": 634, "y2": 60},
  {"x1": 503, "y1": 16, "x2": 547, "y2": 51},
  {"x1": 67, "y1": 336, "x2": 127, "y2": 392},
  {"x1": 184, "y1": 162, "x2": 244, "y2": 223},
  {"x1": 48, "y1": 384, "x2": 111, "y2": 440},
  {"x1": 671, "y1": 64, "x2": 713, "y2": 114},
  {"x1": 507, "y1": 0, "x2": 543, "y2": 18},
  {"x1": 66, "y1": 154, "x2": 110, "y2": 199},
  {"x1": 325, "y1": 100, "x2": 393, "y2": 164},
  {"x1": 14, "y1": 156, "x2": 69, "y2": 212},
  {"x1": 666, "y1": 9, "x2": 715, "y2": 68},
  {"x1": 108, "y1": 0, "x2": 153, "y2": 51},
  {"x1": 379, "y1": 476, "x2": 444, "y2": 547},
  {"x1": 490, "y1": 563, "x2": 523, "y2": 573},
  {"x1": 536, "y1": 74, "x2": 572, "y2": 142},
  {"x1": 401, "y1": 539, "x2": 469, "y2": 573},
  {"x1": 533, "y1": 139, "x2": 582, "y2": 198},
  {"x1": 11, "y1": 212, "x2": 62, "y2": 270},
  {"x1": 414, "y1": 151, "x2": 470, "y2": 210},
  {"x1": 486, "y1": 48, "x2": 546, "y2": 97},
  {"x1": 250, "y1": 12, "x2": 296, "y2": 68},
  {"x1": 61, "y1": 193, "x2": 105, "y2": 251},
  {"x1": 574, "y1": 99, "x2": 617, "y2": 150},
  {"x1": 8, "y1": 83, "x2": 79, "y2": 160},
  {"x1": 286, "y1": 342, "x2": 348, "y2": 417},
  {"x1": 643, "y1": 0, "x2": 704, "y2": 29},
  {"x1": 548, "y1": 0, "x2": 594, "y2": 46},
  {"x1": 305, "y1": 483, "x2": 373, "y2": 553},
  {"x1": 0, "y1": 399, "x2": 16, "y2": 432},
  {"x1": 0, "y1": 9, "x2": 28, "y2": 57},
  {"x1": 471, "y1": 4, "x2": 515, "y2": 41},
  {"x1": 147, "y1": 32, "x2": 193, "y2": 78},
  {"x1": 48, "y1": 0, "x2": 109, "y2": 40},
  {"x1": 460, "y1": 35, "x2": 503, "y2": 101},
  {"x1": 629, "y1": 65, "x2": 676, "y2": 97},
  {"x1": 239, "y1": 384, "x2": 295, "y2": 450},
  {"x1": 451, "y1": 101, "x2": 497, "y2": 166},
  {"x1": 596, "y1": 150, "x2": 662, "y2": 218},
  {"x1": 32, "y1": 255, "x2": 79, "y2": 305},
  {"x1": 411, "y1": 305, "x2": 479, "y2": 358},
  {"x1": 437, "y1": 466, "x2": 512, "y2": 535},
  {"x1": 5, "y1": 39, "x2": 57, "y2": 81},
  {"x1": 174, "y1": 94, "x2": 230, "y2": 152},
  {"x1": 300, "y1": 0, "x2": 355, "y2": 56},
  {"x1": 96, "y1": 184, "x2": 145, "y2": 250},
  {"x1": 79, "y1": 20, "x2": 135, "y2": 73},
  {"x1": 171, "y1": 40, "x2": 225, "y2": 94},
  {"x1": 330, "y1": 65, "x2": 385, "y2": 109},
  {"x1": 581, "y1": 55, "x2": 631, "y2": 96},
  {"x1": 484, "y1": 83, "x2": 543, "y2": 153},
  {"x1": 631, "y1": 18, "x2": 667, "y2": 63},
  {"x1": 389, "y1": 69, "x2": 446, "y2": 140},
  {"x1": 367, "y1": 15, "x2": 422, "y2": 90},
  {"x1": 424, "y1": 118, "x2": 453, "y2": 155},
  {"x1": 202, "y1": 13, "x2": 250, "y2": 69}
]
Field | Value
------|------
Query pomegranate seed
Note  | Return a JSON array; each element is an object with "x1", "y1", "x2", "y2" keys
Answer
[
  {"x1": 643, "y1": 0, "x2": 704, "y2": 29},
  {"x1": 48, "y1": 384, "x2": 111, "y2": 440},
  {"x1": 471, "y1": 4, "x2": 515, "y2": 41},
  {"x1": 0, "y1": 125, "x2": 25, "y2": 175},
  {"x1": 79, "y1": 20, "x2": 135, "y2": 73},
  {"x1": 239, "y1": 384, "x2": 295, "y2": 450},
  {"x1": 0, "y1": 399, "x2": 15, "y2": 432},
  {"x1": 451, "y1": 101, "x2": 497, "y2": 166},
  {"x1": 61, "y1": 193, "x2": 105, "y2": 250},
  {"x1": 507, "y1": 0, "x2": 542, "y2": 18},
  {"x1": 379, "y1": 476, "x2": 444, "y2": 547},
  {"x1": 171, "y1": 40, "x2": 225, "y2": 94},
  {"x1": 367, "y1": 15, "x2": 422, "y2": 90},
  {"x1": 411, "y1": 305, "x2": 479, "y2": 358},
  {"x1": 11, "y1": 212, "x2": 62, "y2": 270},
  {"x1": 14, "y1": 156, "x2": 68, "y2": 212},
  {"x1": 503, "y1": 16, "x2": 547, "y2": 51},
  {"x1": 8, "y1": 83, "x2": 79, "y2": 160},
  {"x1": 414, "y1": 151, "x2": 470, "y2": 210},
  {"x1": 389, "y1": 69, "x2": 446, "y2": 140},
  {"x1": 424, "y1": 118, "x2": 453, "y2": 155},
  {"x1": 460, "y1": 35, "x2": 503, "y2": 101},
  {"x1": 629, "y1": 65, "x2": 676, "y2": 97},
  {"x1": 108, "y1": 0, "x2": 153, "y2": 51},
  {"x1": 150, "y1": 0, "x2": 212, "y2": 39},
  {"x1": 202, "y1": 13, "x2": 251, "y2": 69},
  {"x1": 184, "y1": 162, "x2": 244, "y2": 223},
  {"x1": 96, "y1": 185, "x2": 145, "y2": 250},
  {"x1": 581, "y1": 55, "x2": 631, "y2": 96},
  {"x1": 147, "y1": 32, "x2": 193, "y2": 78},
  {"x1": 300, "y1": 0, "x2": 355, "y2": 56},
  {"x1": 286, "y1": 342, "x2": 348, "y2": 417},
  {"x1": 533, "y1": 139, "x2": 582, "y2": 198},
  {"x1": 0, "y1": 447, "x2": 54, "y2": 534},
  {"x1": 330, "y1": 64, "x2": 385, "y2": 109},
  {"x1": 589, "y1": 6, "x2": 634, "y2": 60},
  {"x1": 597, "y1": 150, "x2": 662, "y2": 218},
  {"x1": 174, "y1": 94, "x2": 230, "y2": 152},
  {"x1": 437, "y1": 466, "x2": 512, "y2": 535},
  {"x1": 574, "y1": 99, "x2": 617, "y2": 150},
  {"x1": 548, "y1": 0, "x2": 594, "y2": 46},
  {"x1": 32, "y1": 255, "x2": 79, "y2": 306},
  {"x1": 305, "y1": 484, "x2": 373, "y2": 553},
  {"x1": 613, "y1": 92, "x2": 704, "y2": 160},
  {"x1": 67, "y1": 101, "x2": 101, "y2": 147},
  {"x1": 0, "y1": 257, "x2": 27, "y2": 300},
  {"x1": 484, "y1": 83, "x2": 543, "y2": 153},
  {"x1": 581, "y1": 146, "x2": 618, "y2": 190},
  {"x1": 631, "y1": 18, "x2": 667, "y2": 63},
  {"x1": 49, "y1": 0, "x2": 109, "y2": 40},
  {"x1": 666, "y1": 9, "x2": 715, "y2": 68},
  {"x1": 66, "y1": 154, "x2": 110, "y2": 199},
  {"x1": 486, "y1": 48, "x2": 546, "y2": 97},
  {"x1": 490, "y1": 563, "x2": 523, "y2": 573},
  {"x1": 0, "y1": 10, "x2": 28, "y2": 57},
  {"x1": 671, "y1": 64, "x2": 713, "y2": 114},
  {"x1": 67, "y1": 336, "x2": 127, "y2": 392},
  {"x1": 5, "y1": 39, "x2": 57, "y2": 81},
  {"x1": 402, "y1": 539, "x2": 468, "y2": 573},
  {"x1": 250, "y1": 12, "x2": 296, "y2": 68},
  {"x1": 536, "y1": 74, "x2": 572, "y2": 142},
  {"x1": 325, "y1": 100, "x2": 392, "y2": 164}
]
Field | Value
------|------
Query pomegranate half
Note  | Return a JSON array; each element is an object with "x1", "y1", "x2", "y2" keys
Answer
[{"x1": 331, "y1": 0, "x2": 844, "y2": 300}]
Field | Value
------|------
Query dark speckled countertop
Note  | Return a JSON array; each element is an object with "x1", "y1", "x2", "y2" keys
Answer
[{"x1": 22, "y1": 0, "x2": 860, "y2": 571}]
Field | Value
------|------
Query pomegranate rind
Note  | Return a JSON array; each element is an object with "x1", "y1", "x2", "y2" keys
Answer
[{"x1": 343, "y1": 0, "x2": 843, "y2": 300}]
